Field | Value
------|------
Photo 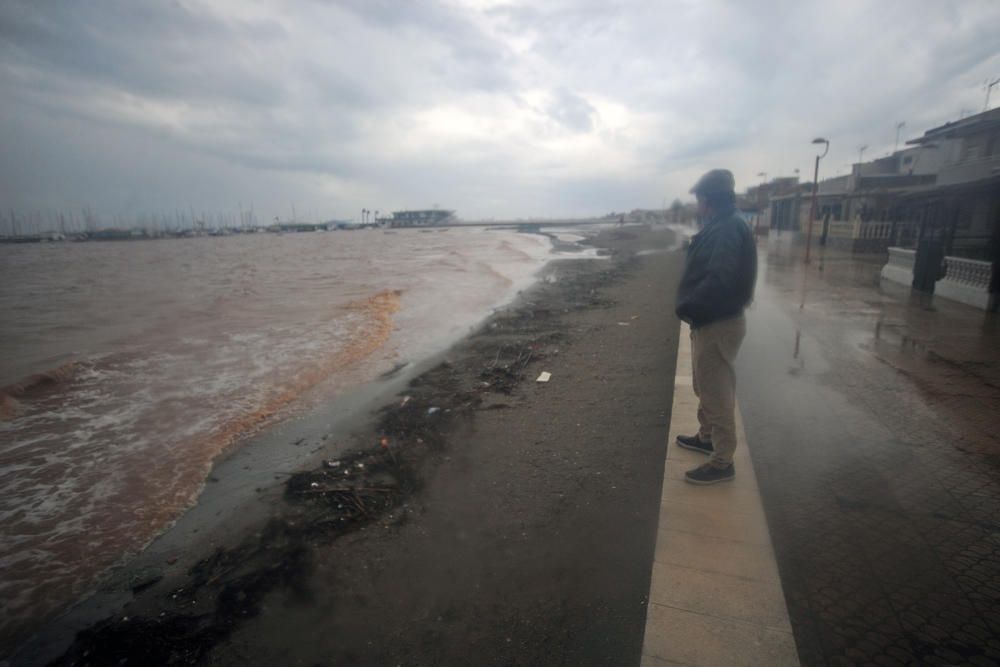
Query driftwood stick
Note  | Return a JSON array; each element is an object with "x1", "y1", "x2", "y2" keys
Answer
[
  {"x1": 351, "y1": 492, "x2": 371, "y2": 517},
  {"x1": 296, "y1": 486, "x2": 394, "y2": 495}
]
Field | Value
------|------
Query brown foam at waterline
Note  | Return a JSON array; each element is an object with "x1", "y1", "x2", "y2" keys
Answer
[
  {"x1": 0, "y1": 290, "x2": 405, "y2": 651},
  {"x1": 136, "y1": 287, "x2": 403, "y2": 551},
  {"x1": 192, "y1": 288, "x2": 404, "y2": 462}
]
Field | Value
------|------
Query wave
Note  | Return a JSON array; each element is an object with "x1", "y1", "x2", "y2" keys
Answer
[
  {"x1": 0, "y1": 361, "x2": 85, "y2": 420},
  {"x1": 498, "y1": 240, "x2": 536, "y2": 261},
  {"x1": 477, "y1": 261, "x2": 514, "y2": 288}
]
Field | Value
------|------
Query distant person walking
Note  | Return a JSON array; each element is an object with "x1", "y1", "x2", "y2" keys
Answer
[{"x1": 674, "y1": 169, "x2": 757, "y2": 485}]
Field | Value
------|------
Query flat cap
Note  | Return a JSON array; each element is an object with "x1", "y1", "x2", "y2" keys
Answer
[{"x1": 690, "y1": 169, "x2": 736, "y2": 195}]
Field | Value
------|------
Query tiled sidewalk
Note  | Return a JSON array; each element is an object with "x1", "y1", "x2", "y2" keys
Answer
[
  {"x1": 735, "y1": 249, "x2": 1000, "y2": 665},
  {"x1": 640, "y1": 324, "x2": 799, "y2": 666}
]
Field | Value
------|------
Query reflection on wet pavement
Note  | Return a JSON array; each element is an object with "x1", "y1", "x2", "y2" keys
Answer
[{"x1": 738, "y1": 244, "x2": 1000, "y2": 665}]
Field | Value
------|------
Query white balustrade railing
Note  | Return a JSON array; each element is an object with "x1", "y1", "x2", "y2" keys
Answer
[
  {"x1": 861, "y1": 222, "x2": 892, "y2": 239},
  {"x1": 826, "y1": 221, "x2": 854, "y2": 237},
  {"x1": 943, "y1": 256, "x2": 993, "y2": 289},
  {"x1": 882, "y1": 248, "x2": 994, "y2": 309},
  {"x1": 825, "y1": 221, "x2": 893, "y2": 240}
]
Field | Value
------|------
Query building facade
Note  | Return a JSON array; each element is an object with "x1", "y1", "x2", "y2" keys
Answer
[
  {"x1": 882, "y1": 108, "x2": 1000, "y2": 310},
  {"x1": 389, "y1": 210, "x2": 456, "y2": 227},
  {"x1": 751, "y1": 107, "x2": 999, "y2": 309}
]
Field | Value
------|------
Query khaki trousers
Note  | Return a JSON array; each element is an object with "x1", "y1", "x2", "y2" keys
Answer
[{"x1": 691, "y1": 314, "x2": 747, "y2": 467}]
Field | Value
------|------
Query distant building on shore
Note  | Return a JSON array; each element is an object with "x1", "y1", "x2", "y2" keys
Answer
[
  {"x1": 322, "y1": 219, "x2": 353, "y2": 230},
  {"x1": 740, "y1": 177, "x2": 802, "y2": 238},
  {"x1": 389, "y1": 209, "x2": 455, "y2": 227},
  {"x1": 270, "y1": 222, "x2": 331, "y2": 233}
]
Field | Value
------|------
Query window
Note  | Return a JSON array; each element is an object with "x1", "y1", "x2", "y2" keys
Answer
[{"x1": 961, "y1": 140, "x2": 981, "y2": 162}]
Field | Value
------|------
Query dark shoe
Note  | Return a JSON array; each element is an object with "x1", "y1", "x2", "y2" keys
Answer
[
  {"x1": 684, "y1": 462, "x2": 735, "y2": 485},
  {"x1": 676, "y1": 434, "x2": 714, "y2": 456}
]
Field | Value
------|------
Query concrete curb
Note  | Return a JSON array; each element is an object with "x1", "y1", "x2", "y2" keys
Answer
[{"x1": 640, "y1": 323, "x2": 800, "y2": 666}]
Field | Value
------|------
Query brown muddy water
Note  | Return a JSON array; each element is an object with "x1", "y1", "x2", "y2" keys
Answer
[{"x1": 0, "y1": 227, "x2": 598, "y2": 650}]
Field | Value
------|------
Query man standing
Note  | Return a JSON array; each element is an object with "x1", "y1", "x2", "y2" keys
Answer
[{"x1": 675, "y1": 169, "x2": 757, "y2": 485}]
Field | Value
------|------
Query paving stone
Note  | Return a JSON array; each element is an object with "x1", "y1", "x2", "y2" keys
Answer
[
  {"x1": 643, "y1": 603, "x2": 798, "y2": 667},
  {"x1": 738, "y1": 248, "x2": 1000, "y2": 664}
]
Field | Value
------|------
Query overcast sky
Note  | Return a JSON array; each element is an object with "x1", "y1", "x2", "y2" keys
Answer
[{"x1": 1, "y1": 0, "x2": 999, "y2": 224}]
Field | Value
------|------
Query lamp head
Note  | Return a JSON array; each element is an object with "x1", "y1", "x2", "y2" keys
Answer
[{"x1": 812, "y1": 137, "x2": 830, "y2": 159}]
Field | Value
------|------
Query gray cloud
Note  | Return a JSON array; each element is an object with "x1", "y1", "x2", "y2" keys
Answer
[
  {"x1": 547, "y1": 88, "x2": 596, "y2": 132},
  {"x1": 328, "y1": 0, "x2": 515, "y2": 93},
  {"x1": 0, "y1": 2, "x2": 289, "y2": 106},
  {"x1": 1, "y1": 0, "x2": 999, "y2": 222}
]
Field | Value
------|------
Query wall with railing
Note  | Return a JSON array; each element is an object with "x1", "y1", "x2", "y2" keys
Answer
[
  {"x1": 936, "y1": 256, "x2": 995, "y2": 310},
  {"x1": 880, "y1": 247, "x2": 916, "y2": 286},
  {"x1": 881, "y1": 247, "x2": 996, "y2": 310},
  {"x1": 825, "y1": 220, "x2": 896, "y2": 253}
]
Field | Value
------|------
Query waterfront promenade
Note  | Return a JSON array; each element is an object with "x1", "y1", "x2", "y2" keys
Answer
[
  {"x1": 734, "y1": 244, "x2": 1000, "y2": 664},
  {"x1": 13, "y1": 229, "x2": 1000, "y2": 665},
  {"x1": 640, "y1": 240, "x2": 1000, "y2": 665}
]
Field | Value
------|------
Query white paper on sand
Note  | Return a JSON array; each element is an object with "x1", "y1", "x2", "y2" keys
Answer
[{"x1": 536, "y1": 371, "x2": 552, "y2": 383}]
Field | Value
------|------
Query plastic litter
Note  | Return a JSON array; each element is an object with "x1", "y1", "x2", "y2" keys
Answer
[
  {"x1": 427, "y1": 407, "x2": 440, "y2": 415},
  {"x1": 536, "y1": 371, "x2": 552, "y2": 383},
  {"x1": 617, "y1": 322, "x2": 630, "y2": 326},
  {"x1": 325, "y1": 459, "x2": 341, "y2": 468}
]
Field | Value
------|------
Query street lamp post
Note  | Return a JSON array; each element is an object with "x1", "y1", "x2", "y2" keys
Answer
[
  {"x1": 804, "y1": 137, "x2": 829, "y2": 265},
  {"x1": 755, "y1": 171, "x2": 768, "y2": 243},
  {"x1": 985, "y1": 77, "x2": 999, "y2": 111}
]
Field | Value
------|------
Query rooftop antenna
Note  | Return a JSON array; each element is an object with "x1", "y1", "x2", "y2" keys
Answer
[
  {"x1": 894, "y1": 121, "x2": 906, "y2": 153},
  {"x1": 985, "y1": 77, "x2": 1000, "y2": 111}
]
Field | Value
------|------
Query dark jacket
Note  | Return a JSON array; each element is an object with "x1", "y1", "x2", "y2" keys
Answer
[{"x1": 675, "y1": 208, "x2": 757, "y2": 329}]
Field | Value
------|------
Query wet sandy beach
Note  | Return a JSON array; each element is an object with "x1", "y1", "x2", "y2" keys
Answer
[
  {"x1": 15, "y1": 226, "x2": 684, "y2": 665},
  {"x1": 0, "y1": 228, "x2": 569, "y2": 652}
]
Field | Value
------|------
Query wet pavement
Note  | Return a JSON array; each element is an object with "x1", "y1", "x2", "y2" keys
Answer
[{"x1": 737, "y1": 243, "x2": 1000, "y2": 666}]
